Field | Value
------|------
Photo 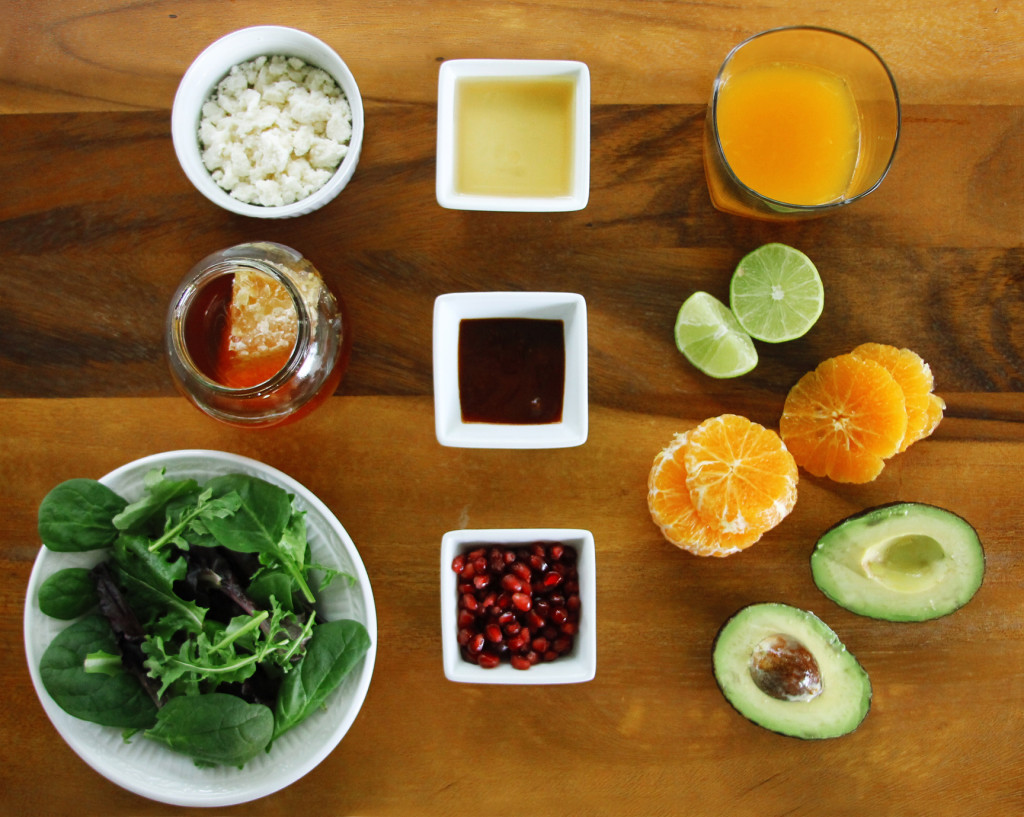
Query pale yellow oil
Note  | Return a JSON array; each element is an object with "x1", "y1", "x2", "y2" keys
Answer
[{"x1": 454, "y1": 76, "x2": 575, "y2": 197}]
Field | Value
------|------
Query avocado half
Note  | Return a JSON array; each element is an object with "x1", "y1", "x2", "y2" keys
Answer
[
  {"x1": 712, "y1": 603, "x2": 871, "y2": 739},
  {"x1": 811, "y1": 502, "x2": 985, "y2": 622}
]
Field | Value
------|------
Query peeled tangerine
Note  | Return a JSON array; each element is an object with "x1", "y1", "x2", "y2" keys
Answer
[
  {"x1": 647, "y1": 415, "x2": 798, "y2": 557},
  {"x1": 780, "y1": 345, "x2": 945, "y2": 484}
]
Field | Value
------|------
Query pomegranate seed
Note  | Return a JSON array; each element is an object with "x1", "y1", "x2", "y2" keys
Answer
[
  {"x1": 478, "y1": 652, "x2": 500, "y2": 669},
  {"x1": 454, "y1": 541, "x2": 582, "y2": 671},
  {"x1": 510, "y1": 654, "x2": 531, "y2": 670}
]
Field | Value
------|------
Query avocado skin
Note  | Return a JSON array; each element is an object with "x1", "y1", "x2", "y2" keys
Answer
[
  {"x1": 811, "y1": 502, "x2": 985, "y2": 623},
  {"x1": 712, "y1": 602, "x2": 871, "y2": 740}
]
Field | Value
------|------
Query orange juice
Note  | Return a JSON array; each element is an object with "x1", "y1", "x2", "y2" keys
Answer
[{"x1": 715, "y1": 62, "x2": 860, "y2": 205}]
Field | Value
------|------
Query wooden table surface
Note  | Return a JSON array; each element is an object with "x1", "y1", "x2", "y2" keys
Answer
[{"x1": 2, "y1": 2, "x2": 1022, "y2": 815}]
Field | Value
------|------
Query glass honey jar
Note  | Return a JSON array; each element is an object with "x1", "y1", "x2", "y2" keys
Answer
[{"x1": 166, "y1": 241, "x2": 350, "y2": 427}]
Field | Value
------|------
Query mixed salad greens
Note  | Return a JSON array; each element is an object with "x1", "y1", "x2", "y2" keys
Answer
[{"x1": 34, "y1": 469, "x2": 371, "y2": 768}]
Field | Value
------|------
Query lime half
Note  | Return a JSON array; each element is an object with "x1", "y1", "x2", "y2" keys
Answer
[
  {"x1": 674, "y1": 291, "x2": 758, "y2": 378},
  {"x1": 729, "y1": 243, "x2": 824, "y2": 343}
]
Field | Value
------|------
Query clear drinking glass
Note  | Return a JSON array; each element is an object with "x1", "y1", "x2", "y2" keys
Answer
[
  {"x1": 703, "y1": 26, "x2": 900, "y2": 220},
  {"x1": 166, "y1": 241, "x2": 350, "y2": 427}
]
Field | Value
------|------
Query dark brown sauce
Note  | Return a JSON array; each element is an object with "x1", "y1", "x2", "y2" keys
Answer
[{"x1": 458, "y1": 318, "x2": 565, "y2": 424}]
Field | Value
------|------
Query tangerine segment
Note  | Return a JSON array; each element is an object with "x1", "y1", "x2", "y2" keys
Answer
[
  {"x1": 921, "y1": 393, "x2": 946, "y2": 440},
  {"x1": 683, "y1": 414, "x2": 798, "y2": 535},
  {"x1": 852, "y1": 343, "x2": 940, "y2": 452},
  {"x1": 780, "y1": 353, "x2": 908, "y2": 484},
  {"x1": 647, "y1": 432, "x2": 763, "y2": 557}
]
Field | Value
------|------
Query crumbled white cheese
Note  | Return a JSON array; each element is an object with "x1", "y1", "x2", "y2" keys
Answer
[{"x1": 198, "y1": 55, "x2": 353, "y2": 207}]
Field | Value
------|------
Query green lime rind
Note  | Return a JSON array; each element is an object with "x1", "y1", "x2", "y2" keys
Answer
[
  {"x1": 729, "y1": 243, "x2": 824, "y2": 343},
  {"x1": 674, "y1": 291, "x2": 758, "y2": 379}
]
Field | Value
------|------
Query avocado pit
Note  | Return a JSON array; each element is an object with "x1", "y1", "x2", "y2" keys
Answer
[
  {"x1": 861, "y1": 533, "x2": 949, "y2": 593},
  {"x1": 749, "y1": 634, "x2": 823, "y2": 702}
]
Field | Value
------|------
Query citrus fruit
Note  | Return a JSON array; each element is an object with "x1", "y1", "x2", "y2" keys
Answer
[
  {"x1": 851, "y1": 342, "x2": 944, "y2": 451},
  {"x1": 780, "y1": 353, "x2": 908, "y2": 483},
  {"x1": 647, "y1": 432, "x2": 763, "y2": 557},
  {"x1": 729, "y1": 243, "x2": 824, "y2": 342},
  {"x1": 683, "y1": 414, "x2": 799, "y2": 535},
  {"x1": 674, "y1": 291, "x2": 758, "y2": 378}
]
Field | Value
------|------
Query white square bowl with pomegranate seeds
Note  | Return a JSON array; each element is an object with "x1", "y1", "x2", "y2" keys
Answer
[{"x1": 440, "y1": 528, "x2": 596, "y2": 684}]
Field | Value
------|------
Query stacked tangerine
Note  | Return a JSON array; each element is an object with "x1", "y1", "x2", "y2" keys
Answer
[
  {"x1": 780, "y1": 343, "x2": 945, "y2": 484},
  {"x1": 647, "y1": 414, "x2": 799, "y2": 557}
]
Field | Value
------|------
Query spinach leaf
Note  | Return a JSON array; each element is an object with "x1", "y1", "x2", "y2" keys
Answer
[
  {"x1": 272, "y1": 619, "x2": 370, "y2": 741},
  {"x1": 247, "y1": 569, "x2": 299, "y2": 612},
  {"x1": 38, "y1": 567, "x2": 97, "y2": 619},
  {"x1": 202, "y1": 475, "x2": 315, "y2": 602},
  {"x1": 112, "y1": 534, "x2": 206, "y2": 636},
  {"x1": 112, "y1": 469, "x2": 200, "y2": 534},
  {"x1": 38, "y1": 479, "x2": 127, "y2": 552},
  {"x1": 39, "y1": 614, "x2": 158, "y2": 729},
  {"x1": 145, "y1": 693, "x2": 273, "y2": 768}
]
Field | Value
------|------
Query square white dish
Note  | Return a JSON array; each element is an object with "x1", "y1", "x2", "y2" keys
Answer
[
  {"x1": 436, "y1": 59, "x2": 590, "y2": 212},
  {"x1": 433, "y1": 291, "x2": 588, "y2": 449},
  {"x1": 440, "y1": 528, "x2": 597, "y2": 685}
]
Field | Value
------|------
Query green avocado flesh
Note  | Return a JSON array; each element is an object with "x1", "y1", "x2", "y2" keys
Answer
[
  {"x1": 811, "y1": 502, "x2": 985, "y2": 622},
  {"x1": 712, "y1": 603, "x2": 871, "y2": 740}
]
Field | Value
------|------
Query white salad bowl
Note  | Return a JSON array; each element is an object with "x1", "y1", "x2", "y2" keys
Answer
[
  {"x1": 172, "y1": 26, "x2": 364, "y2": 218},
  {"x1": 23, "y1": 449, "x2": 377, "y2": 807},
  {"x1": 433, "y1": 291, "x2": 589, "y2": 449},
  {"x1": 440, "y1": 528, "x2": 597, "y2": 684}
]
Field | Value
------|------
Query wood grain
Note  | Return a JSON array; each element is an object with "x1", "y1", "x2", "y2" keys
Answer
[
  {"x1": 3, "y1": 397, "x2": 1024, "y2": 816},
  {"x1": 2, "y1": 1, "x2": 1023, "y2": 815},
  {"x1": 2, "y1": 1, "x2": 1021, "y2": 113},
  {"x1": 1, "y1": 104, "x2": 1022, "y2": 405}
]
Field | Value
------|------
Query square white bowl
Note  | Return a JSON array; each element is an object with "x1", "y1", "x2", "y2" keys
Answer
[
  {"x1": 433, "y1": 291, "x2": 588, "y2": 449},
  {"x1": 436, "y1": 59, "x2": 590, "y2": 212},
  {"x1": 440, "y1": 529, "x2": 597, "y2": 684}
]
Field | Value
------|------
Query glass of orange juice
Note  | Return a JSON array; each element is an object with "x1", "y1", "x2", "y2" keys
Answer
[{"x1": 703, "y1": 27, "x2": 900, "y2": 220}]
